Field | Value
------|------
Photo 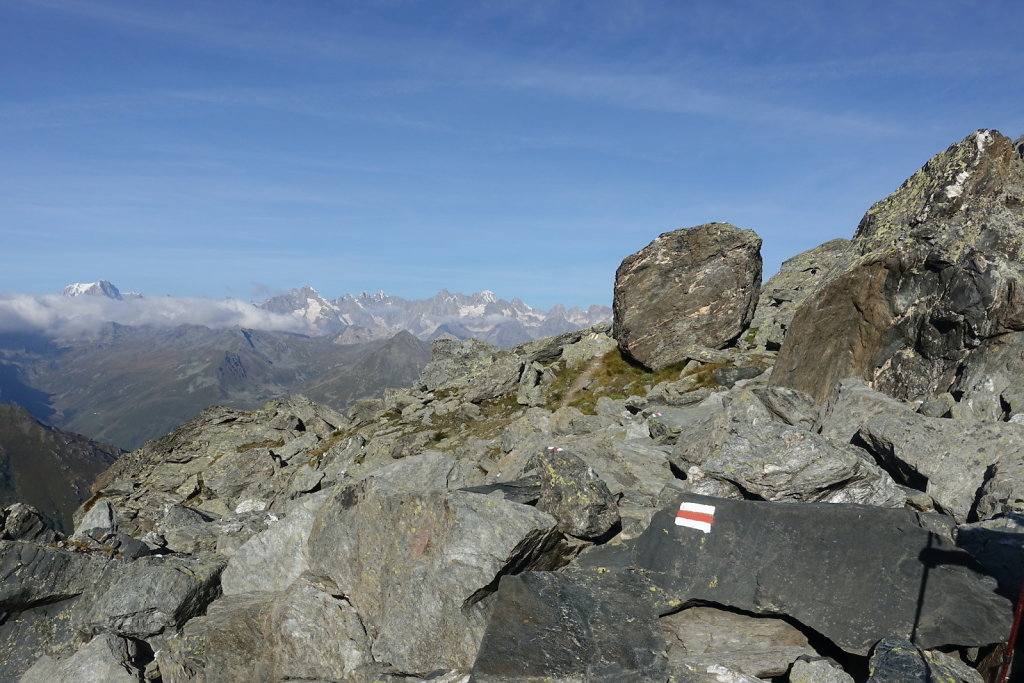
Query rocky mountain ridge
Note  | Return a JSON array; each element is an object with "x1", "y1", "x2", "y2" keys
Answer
[{"x1": 1, "y1": 129, "x2": 1023, "y2": 682}]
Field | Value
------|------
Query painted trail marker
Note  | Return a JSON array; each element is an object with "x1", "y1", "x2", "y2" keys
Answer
[{"x1": 675, "y1": 502, "x2": 715, "y2": 533}]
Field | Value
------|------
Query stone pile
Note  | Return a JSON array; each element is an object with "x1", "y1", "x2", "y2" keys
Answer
[{"x1": 2, "y1": 130, "x2": 1023, "y2": 682}]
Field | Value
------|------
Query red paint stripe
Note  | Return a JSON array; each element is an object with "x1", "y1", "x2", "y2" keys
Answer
[{"x1": 676, "y1": 510, "x2": 714, "y2": 525}]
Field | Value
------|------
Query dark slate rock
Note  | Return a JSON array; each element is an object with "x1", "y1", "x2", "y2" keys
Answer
[
  {"x1": 866, "y1": 636, "x2": 983, "y2": 683},
  {"x1": 579, "y1": 495, "x2": 1012, "y2": 655},
  {"x1": 471, "y1": 571, "x2": 668, "y2": 682},
  {"x1": 0, "y1": 540, "x2": 114, "y2": 611},
  {"x1": 0, "y1": 600, "x2": 79, "y2": 681},
  {"x1": 531, "y1": 449, "x2": 620, "y2": 540},
  {"x1": 613, "y1": 222, "x2": 762, "y2": 371},
  {"x1": 460, "y1": 477, "x2": 541, "y2": 506},
  {"x1": 956, "y1": 513, "x2": 1024, "y2": 599}
]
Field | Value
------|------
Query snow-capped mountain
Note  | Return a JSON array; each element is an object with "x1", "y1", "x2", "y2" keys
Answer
[
  {"x1": 257, "y1": 287, "x2": 612, "y2": 346},
  {"x1": 61, "y1": 280, "x2": 127, "y2": 300}
]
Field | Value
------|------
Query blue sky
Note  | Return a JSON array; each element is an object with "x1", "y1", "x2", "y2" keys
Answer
[{"x1": 2, "y1": 0, "x2": 1022, "y2": 309}]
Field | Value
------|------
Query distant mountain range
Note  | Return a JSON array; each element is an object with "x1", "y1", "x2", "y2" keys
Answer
[
  {"x1": 256, "y1": 285, "x2": 611, "y2": 347},
  {"x1": 0, "y1": 281, "x2": 610, "y2": 449}
]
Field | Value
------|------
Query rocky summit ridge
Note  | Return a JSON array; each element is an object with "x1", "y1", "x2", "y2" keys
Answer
[{"x1": 2, "y1": 130, "x2": 1024, "y2": 682}]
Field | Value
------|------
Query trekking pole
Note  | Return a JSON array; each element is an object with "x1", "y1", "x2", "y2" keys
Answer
[{"x1": 997, "y1": 580, "x2": 1024, "y2": 683}]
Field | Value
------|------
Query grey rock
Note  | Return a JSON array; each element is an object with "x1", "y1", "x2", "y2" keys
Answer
[
  {"x1": 673, "y1": 390, "x2": 905, "y2": 507},
  {"x1": 751, "y1": 238, "x2": 852, "y2": 350},
  {"x1": 661, "y1": 605, "x2": 815, "y2": 678},
  {"x1": 917, "y1": 393, "x2": 955, "y2": 418},
  {"x1": 418, "y1": 338, "x2": 524, "y2": 403},
  {"x1": 0, "y1": 540, "x2": 113, "y2": 611},
  {"x1": 532, "y1": 448, "x2": 620, "y2": 540},
  {"x1": 221, "y1": 491, "x2": 330, "y2": 595},
  {"x1": 750, "y1": 386, "x2": 818, "y2": 430},
  {"x1": 669, "y1": 663, "x2": 767, "y2": 682},
  {"x1": 158, "y1": 579, "x2": 371, "y2": 683},
  {"x1": 773, "y1": 130, "x2": 1024, "y2": 404},
  {"x1": 74, "y1": 500, "x2": 117, "y2": 537},
  {"x1": 613, "y1": 222, "x2": 762, "y2": 371},
  {"x1": 856, "y1": 410, "x2": 1024, "y2": 521},
  {"x1": 20, "y1": 632, "x2": 144, "y2": 683},
  {"x1": 580, "y1": 495, "x2": 1012, "y2": 655},
  {"x1": 866, "y1": 636, "x2": 982, "y2": 683},
  {"x1": 471, "y1": 571, "x2": 668, "y2": 682},
  {"x1": 307, "y1": 456, "x2": 562, "y2": 673},
  {"x1": 75, "y1": 553, "x2": 225, "y2": 639},
  {"x1": 815, "y1": 378, "x2": 914, "y2": 445},
  {"x1": 1, "y1": 503, "x2": 60, "y2": 543},
  {"x1": 788, "y1": 656, "x2": 854, "y2": 683}
]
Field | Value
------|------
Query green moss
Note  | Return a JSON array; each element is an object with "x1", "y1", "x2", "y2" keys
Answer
[{"x1": 235, "y1": 438, "x2": 285, "y2": 453}]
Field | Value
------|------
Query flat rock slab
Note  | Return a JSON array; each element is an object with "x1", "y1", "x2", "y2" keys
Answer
[
  {"x1": 613, "y1": 222, "x2": 762, "y2": 371},
  {"x1": 471, "y1": 570, "x2": 668, "y2": 682},
  {"x1": 580, "y1": 495, "x2": 1011, "y2": 655}
]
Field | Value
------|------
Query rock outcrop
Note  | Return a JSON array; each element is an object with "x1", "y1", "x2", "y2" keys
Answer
[
  {"x1": 773, "y1": 130, "x2": 1024, "y2": 404},
  {"x1": 613, "y1": 222, "x2": 762, "y2": 370}
]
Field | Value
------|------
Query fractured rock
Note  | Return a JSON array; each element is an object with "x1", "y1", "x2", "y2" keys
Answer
[
  {"x1": 613, "y1": 222, "x2": 762, "y2": 370},
  {"x1": 866, "y1": 636, "x2": 982, "y2": 683},
  {"x1": 158, "y1": 579, "x2": 371, "y2": 682},
  {"x1": 856, "y1": 410, "x2": 1024, "y2": 521},
  {"x1": 661, "y1": 605, "x2": 816, "y2": 679}
]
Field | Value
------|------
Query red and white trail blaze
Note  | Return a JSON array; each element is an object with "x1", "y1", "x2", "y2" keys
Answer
[{"x1": 675, "y1": 502, "x2": 715, "y2": 533}]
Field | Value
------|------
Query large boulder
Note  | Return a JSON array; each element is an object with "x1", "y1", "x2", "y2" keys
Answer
[
  {"x1": 580, "y1": 494, "x2": 1012, "y2": 655},
  {"x1": 772, "y1": 130, "x2": 1024, "y2": 403},
  {"x1": 613, "y1": 222, "x2": 762, "y2": 370},
  {"x1": 306, "y1": 454, "x2": 563, "y2": 673}
]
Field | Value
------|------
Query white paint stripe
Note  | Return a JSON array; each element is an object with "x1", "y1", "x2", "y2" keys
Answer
[
  {"x1": 679, "y1": 502, "x2": 716, "y2": 516},
  {"x1": 675, "y1": 517, "x2": 712, "y2": 533}
]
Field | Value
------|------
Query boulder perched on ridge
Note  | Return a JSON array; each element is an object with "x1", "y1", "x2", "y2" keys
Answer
[
  {"x1": 773, "y1": 130, "x2": 1024, "y2": 403},
  {"x1": 613, "y1": 222, "x2": 762, "y2": 370}
]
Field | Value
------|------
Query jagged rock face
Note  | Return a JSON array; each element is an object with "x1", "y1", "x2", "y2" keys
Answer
[
  {"x1": 613, "y1": 222, "x2": 762, "y2": 370},
  {"x1": 750, "y1": 238, "x2": 852, "y2": 350},
  {"x1": 772, "y1": 130, "x2": 1024, "y2": 403}
]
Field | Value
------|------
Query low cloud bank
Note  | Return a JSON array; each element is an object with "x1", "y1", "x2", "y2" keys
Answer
[{"x1": 0, "y1": 294, "x2": 314, "y2": 336}]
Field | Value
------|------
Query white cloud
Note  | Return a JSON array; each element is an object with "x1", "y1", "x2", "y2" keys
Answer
[{"x1": 0, "y1": 293, "x2": 314, "y2": 336}]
